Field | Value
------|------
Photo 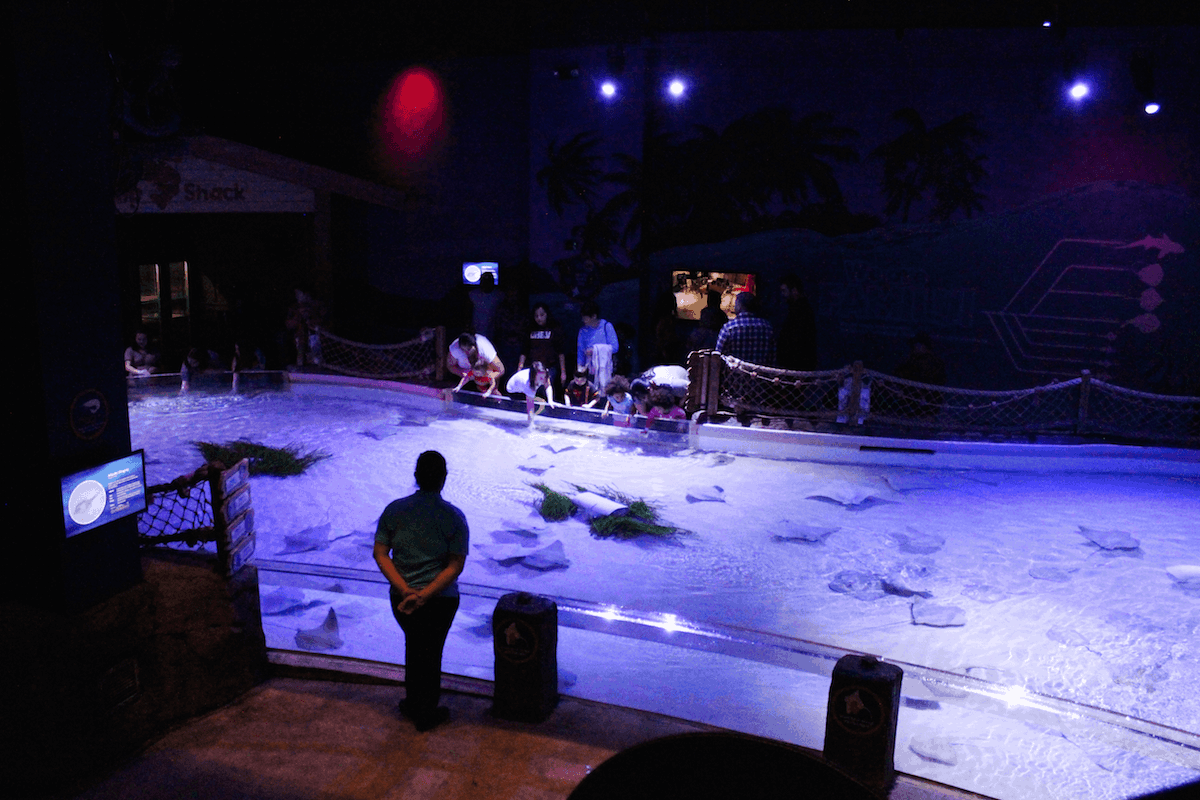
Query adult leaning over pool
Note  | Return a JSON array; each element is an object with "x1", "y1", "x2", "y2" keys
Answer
[
  {"x1": 447, "y1": 332, "x2": 504, "y2": 384},
  {"x1": 373, "y1": 450, "x2": 470, "y2": 732}
]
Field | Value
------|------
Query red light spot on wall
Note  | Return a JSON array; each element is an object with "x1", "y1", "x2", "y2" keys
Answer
[{"x1": 376, "y1": 67, "x2": 446, "y2": 175}]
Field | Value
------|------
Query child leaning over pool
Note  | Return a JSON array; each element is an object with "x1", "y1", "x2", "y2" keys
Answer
[
  {"x1": 644, "y1": 385, "x2": 686, "y2": 428},
  {"x1": 506, "y1": 361, "x2": 555, "y2": 422},
  {"x1": 454, "y1": 357, "x2": 500, "y2": 399},
  {"x1": 600, "y1": 375, "x2": 635, "y2": 426},
  {"x1": 565, "y1": 366, "x2": 600, "y2": 408}
]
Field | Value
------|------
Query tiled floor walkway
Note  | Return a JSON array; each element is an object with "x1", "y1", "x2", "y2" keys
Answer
[{"x1": 54, "y1": 675, "x2": 989, "y2": 800}]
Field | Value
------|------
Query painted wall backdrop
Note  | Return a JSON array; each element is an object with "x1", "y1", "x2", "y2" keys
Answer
[{"x1": 527, "y1": 26, "x2": 1198, "y2": 391}]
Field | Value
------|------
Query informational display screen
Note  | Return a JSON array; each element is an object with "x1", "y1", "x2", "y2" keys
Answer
[
  {"x1": 463, "y1": 261, "x2": 500, "y2": 285},
  {"x1": 61, "y1": 451, "x2": 147, "y2": 539}
]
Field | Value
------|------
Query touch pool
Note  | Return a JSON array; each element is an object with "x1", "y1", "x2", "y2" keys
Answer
[{"x1": 128, "y1": 376, "x2": 1200, "y2": 800}]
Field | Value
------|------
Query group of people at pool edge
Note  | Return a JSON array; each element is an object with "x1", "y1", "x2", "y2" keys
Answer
[{"x1": 448, "y1": 298, "x2": 693, "y2": 428}]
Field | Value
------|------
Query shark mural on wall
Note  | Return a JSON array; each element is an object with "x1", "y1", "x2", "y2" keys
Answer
[{"x1": 985, "y1": 234, "x2": 1184, "y2": 378}]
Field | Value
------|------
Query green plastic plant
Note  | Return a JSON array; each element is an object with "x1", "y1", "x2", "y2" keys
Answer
[
  {"x1": 531, "y1": 483, "x2": 577, "y2": 521},
  {"x1": 193, "y1": 440, "x2": 331, "y2": 476}
]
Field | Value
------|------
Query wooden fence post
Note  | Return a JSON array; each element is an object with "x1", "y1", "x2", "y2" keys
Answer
[
  {"x1": 847, "y1": 361, "x2": 865, "y2": 425},
  {"x1": 1078, "y1": 369, "x2": 1091, "y2": 434},
  {"x1": 435, "y1": 326, "x2": 446, "y2": 383}
]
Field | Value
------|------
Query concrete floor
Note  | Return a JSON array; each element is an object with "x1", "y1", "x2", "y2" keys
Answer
[{"x1": 47, "y1": 674, "x2": 993, "y2": 800}]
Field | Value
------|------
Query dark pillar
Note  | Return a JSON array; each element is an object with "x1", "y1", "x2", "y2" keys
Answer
[{"x1": 7, "y1": 1, "x2": 142, "y2": 609}]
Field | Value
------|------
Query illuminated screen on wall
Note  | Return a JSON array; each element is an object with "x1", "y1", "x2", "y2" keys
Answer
[
  {"x1": 463, "y1": 261, "x2": 500, "y2": 285},
  {"x1": 61, "y1": 451, "x2": 147, "y2": 539},
  {"x1": 671, "y1": 270, "x2": 757, "y2": 321}
]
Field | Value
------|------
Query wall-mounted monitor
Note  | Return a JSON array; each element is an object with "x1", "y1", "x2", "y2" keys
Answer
[
  {"x1": 671, "y1": 270, "x2": 757, "y2": 321},
  {"x1": 61, "y1": 451, "x2": 147, "y2": 539},
  {"x1": 463, "y1": 261, "x2": 500, "y2": 285}
]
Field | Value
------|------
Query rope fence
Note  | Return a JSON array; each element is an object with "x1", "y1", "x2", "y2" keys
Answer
[
  {"x1": 137, "y1": 459, "x2": 256, "y2": 576},
  {"x1": 314, "y1": 326, "x2": 445, "y2": 381},
  {"x1": 686, "y1": 351, "x2": 1200, "y2": 447}
]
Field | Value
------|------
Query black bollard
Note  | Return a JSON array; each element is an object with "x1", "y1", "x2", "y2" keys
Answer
[
  {"x1": 823, "y1": 654, "x2": 903, "y2": 792},
  {"x1": 492, "y1": 592, "x2": 558, "y2": 721}
]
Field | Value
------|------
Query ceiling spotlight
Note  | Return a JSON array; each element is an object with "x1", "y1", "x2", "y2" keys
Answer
[
  {"x1": 667, "y1": 78, "x2": 687, "y2": 98},
  {"x1": 1069, "y1": 82, "x2": 1089, "y2": 100},
  {"x1": 1042, "y1": 20, "x2": 1052, "y2": 28},
  {"x1": 1145, "y1": 102, "x2": 1161, "y2": 115},
  {"x1": 600, "y1": 80, "x2": 617, "y2": 99}
]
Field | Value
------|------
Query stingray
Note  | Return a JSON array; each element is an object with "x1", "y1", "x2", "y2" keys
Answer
[
  {"x1": 909, "y1": 736, "x2": 960, "y2": 766},
  {"x1": 902, "y1": 696, "x2": 941, "y2": 710},
  {"x1": 961, "y1": 583, "x2": 1008, "y2": 604},
  {"x1": 685, "y1": 485, "x2": 726, "y2": 503},
  {"x1": 521, "y1": 540, "x2": 571, "y2": 571},
  {"x1": 475, "y1": 540, "x2": 570, "y2": 571},
  {"x1": 332, "y1": 600, "x2": 379, "y2": 620},
  {"x1": 295, "y1": 608, "x2": 343, "y2": 651},
  {"x1": 276, "y1": 522, "x2": 334, "y2": 555},
  {"x1": 773, "y1": 523, "x2": 840, "y2": 544},
  {"x1": 881, "y1": 576, "x2": 933, "y2": 599},
  {"x1": 888, "y1": 527, "x2": 946, "y2": 555},
  {"x1": 1063, "y1": 734, "x2": 1157, "y2": 778},
  {"x1": 1078, "y1": 526, "x2": 1140, "y2": 551},
  {"x1": 1166, "y1": 564, "x2": 1200, "y2": 597},
  {"x1": 359, "y1": 424, "x2": 400, "y2": 440},
  {"x1": 1028, "y1": 565, "x2": 1074, "y2": 582},
  {"x1": 1046, "y1": 626, "x2": 1101, "y2": 656},
  {"x1": 261, "y1": 587, "x2": 324, "y2": 616},
  {"x1": 828, "y1": 570, "x2": 886, "y2": 601},
  {"x1": 910, "y1": 601, "x2": 966, "y2": 627},
  {"x1": 806, "y1": 481, "x2": 897, "y2": 508}
]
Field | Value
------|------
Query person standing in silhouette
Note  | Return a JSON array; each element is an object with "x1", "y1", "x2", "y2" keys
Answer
[{"x1": 374, "y1": 451, "x2": 469, "y2": 732}]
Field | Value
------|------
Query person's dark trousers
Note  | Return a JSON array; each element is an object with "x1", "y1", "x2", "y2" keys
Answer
[{"x1": 392, "y1": 592, "x2": 460, "y2": 719}]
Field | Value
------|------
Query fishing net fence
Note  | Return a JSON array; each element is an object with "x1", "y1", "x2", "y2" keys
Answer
[
  {"x1": 138, "y1": 460, "x2": 255, "y2": 575},
  {"x1": 686, "y1": 351, "x2": 1200, "y2": 446},
  {"x1": 314, "y1": 326, "x2": 445, "y2": 381}
]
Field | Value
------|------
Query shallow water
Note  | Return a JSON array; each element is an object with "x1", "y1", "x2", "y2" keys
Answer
[{"x1": 129, "y1": 382, "x2": 1200, "y2": 799}]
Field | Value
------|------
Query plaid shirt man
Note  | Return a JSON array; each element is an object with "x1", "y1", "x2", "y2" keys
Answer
[{"x1": 715, "y1": 310, "x2": 776, "y2": 366}]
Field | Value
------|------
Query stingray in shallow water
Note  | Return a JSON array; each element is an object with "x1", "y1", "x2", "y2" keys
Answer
[
  {"x1": 1078, "y1": 526, "x2": 1140, "y2": 551},
  {"x1": 1166, "y1": 565, "x2": 1200, "y2": 597},
  {"x1": 773, "y1": 523, "x2": 840, "y2": 544},
  {"x1": 1029, "y1": 565, "x2": 1075, "y2": 582},
  {"x1": 961, "y1": 583, "x2": 1008, "y2": 603},
  {"x1": 911, "y1": 601, "x2": 966, "y2": 627},
  {"x1": 475, "y1": 540, "x2": 570, "y2": 571},
  {"x1": 888, "y1": 527, "x2": 946, "y2": 555},
  {"x1": 806, "y1": 481, "x2": 897, "y2": 508},
  {"x1": 685, "y1": 485, "x2": 725, "y2": 503},
  {"x1": 295, "y1": 608, "x2": 343, "y2": 651},
  {"x1": 909, "y1": 736, "x2": 960, "y2": 766},
  {"x1": 261, "y1": 587, "x2": 324, "y2": 616},
  {"x1": 276, "y1": 522, "x2": 334, "y2": 555},
  {"x1": 828, "y1": 570, "x2": 886, "y2": 601}
]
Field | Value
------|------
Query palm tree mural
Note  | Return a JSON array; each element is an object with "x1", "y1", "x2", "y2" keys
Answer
[
  {"x1": 872, "y1": 108, "x2": 988, "y2": 223},
  {"x1": 602, "y1": 108, "x2": 861, "y2": 250},
  {"x1": 535, "y1": 108, "x2": 863, "y2": 292},
  {"x1": 536, "y1": 131, "x2": 605, "y2": 216}
]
